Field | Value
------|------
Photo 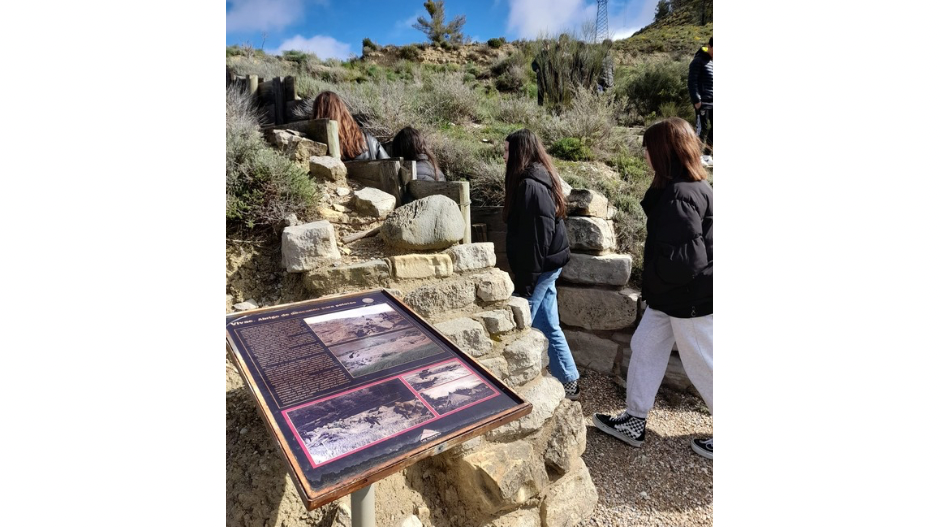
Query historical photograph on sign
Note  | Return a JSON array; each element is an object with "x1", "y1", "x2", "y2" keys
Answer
[
  {"x1": 285, "y1": 378, "x2": 435, "y2": 466},
  {"x1": 403, "y1": 360, "x2": 476, "y2": 392},
  {"x1": 304, "y1": 303, "x2": 410, "y2": 346},
  {"x1": 326, "y1": 327, "x2": 443, "y2": 378},
  {"x1": 419, "y1": 376, "x2": 497, "y2": 415}
]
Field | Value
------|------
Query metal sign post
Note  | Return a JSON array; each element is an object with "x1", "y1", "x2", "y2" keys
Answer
[{"x1": 351, "y1": 484, "x2": 375, "y2": 527}]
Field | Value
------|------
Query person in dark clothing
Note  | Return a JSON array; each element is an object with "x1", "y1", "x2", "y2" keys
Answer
[
  {"x1": 391, "y1": 127, "x2": 445, "y2": 182},
  {"x1": 688, "y1": 37, "x2": 713, "y2": 155},
  {"x1": 309, "y1": 91, "x2": 389, "y2": 161},
  {"x1": 593, "y1": 117, "x2": 714, "y2": 460},
  {"x1": 502, "y1": 129, "x2": 580, "y2": 400}
]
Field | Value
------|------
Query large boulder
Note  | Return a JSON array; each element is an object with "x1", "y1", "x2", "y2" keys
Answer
[
  {"x1": 380, "y1": 195, "x2": 465, "y2": 250},
  {"x1": 281, "y1": 221, "x2": 341, "y2": 273}
]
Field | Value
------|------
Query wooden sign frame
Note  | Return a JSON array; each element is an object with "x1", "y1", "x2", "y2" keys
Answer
[{"x1": 226, "y1": 289, "x2": 532, "y2": 510}]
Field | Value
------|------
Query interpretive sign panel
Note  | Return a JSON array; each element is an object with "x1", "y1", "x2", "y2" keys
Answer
[{"x1": 225, "y1": 289, "x2": 531, "y2": 510}]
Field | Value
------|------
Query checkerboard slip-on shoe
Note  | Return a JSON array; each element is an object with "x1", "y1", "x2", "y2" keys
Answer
[
  {"x1": 691, "y1": 438, "x2": 713, "y2": 460},
  {"x1": 563, "y1": 380, "x2": 581, "y2": 401},
  {"x1": 592, "y1": 411, "x2": 645, "y2": 447}
]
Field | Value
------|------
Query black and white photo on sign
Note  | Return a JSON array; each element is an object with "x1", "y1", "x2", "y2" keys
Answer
[
  {"x1": 403, "y1": 361, "x2": 475, "y2": 392},
  {"x1": 419, "y1": 376, "x2": 495, "y2": 415},
  {"x1": 304, "y1": 303, "x2": 410, "y2": 346},
  {"x1": 327, "y1": 327, "x2": 444, "y2": 378},
  {"x1": 286, "y1": 379, "x2": 435, "y2": 465}
]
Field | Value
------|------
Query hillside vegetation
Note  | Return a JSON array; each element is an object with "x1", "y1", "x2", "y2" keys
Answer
[{"x1": 225, "y1": 3, "x2": 712, "y2": 277}]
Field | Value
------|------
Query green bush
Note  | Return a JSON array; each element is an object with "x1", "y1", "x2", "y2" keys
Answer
[
  {"x1": 398, "y1": 45, "x2": 421, "y2": 61},
  {"x1": 620, "y1": 60, "x2": 689, "y2": 122},
  {"x1": 550, "y1": 137, "x2": 592, "y2": 161},
  {"x1": 487, "y1": 37, "x2": 506, "y2": 49},
  {"x1": 226, "y1": 87, "x2": 319, "y2": 229},
  {"x1": 362, "y1": 37, "x2": 378, "y2": 52}
]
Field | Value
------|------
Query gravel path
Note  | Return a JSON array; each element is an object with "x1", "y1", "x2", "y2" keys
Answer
[{"x1": 575, "y1": 369, "x2": 713, "y2": 526}]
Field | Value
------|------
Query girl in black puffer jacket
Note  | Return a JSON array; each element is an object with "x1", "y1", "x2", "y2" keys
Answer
[
  {"x1": 503, "y1": 129, "x2": 580, "y2": 400},
  {"x1": 593, "y1": 118, "x2": 714, "y2": 460}
]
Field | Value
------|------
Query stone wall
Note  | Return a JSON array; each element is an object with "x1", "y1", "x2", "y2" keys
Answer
[
  {"x1": 226, "y1": 241, "x2": 597, "y2": 527},
  {"x1": 555, "y1": 190, "x2": 695, "y2": 393}
]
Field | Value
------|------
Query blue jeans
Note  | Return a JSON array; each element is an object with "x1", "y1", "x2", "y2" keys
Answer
[{"x1": 524, "y1": 267, "x2": 579, "y2": 384}]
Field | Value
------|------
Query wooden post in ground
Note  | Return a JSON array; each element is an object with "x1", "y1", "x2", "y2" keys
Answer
[
  {"x1": 248, "y1": 75, "x2": 258, "y2": 97},
  {"x1": 309, "y1": 118, "x2": 341, "y2": 159},
  {"x1": 272, "y1": 77, "x2": 283, "y2": 125}
]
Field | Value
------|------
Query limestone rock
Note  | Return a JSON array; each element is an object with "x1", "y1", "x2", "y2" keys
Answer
[
  {"x1": 560, "y1": 253, "x2": 632, "y2": 287},
  {"x1": 336, "y1": 187, "x2": 350, "y2": 197},
  {"x1": 502, "y1": 330, "x2": 548, "y2": 387},
  {"x1": 476, "y1": 308, "x2": 516, "y2": 336},
  {"x1": 563, "y1": 329, "x2": 620, "y2": 373},
  {"x1": 233, "y1": 299, "x2": 259, "y2": 311},
  {"x1": 352, "y1": 187, "x2": 396, "y2": 218},
  {"x1": 281, "y1": 221, "x2": 341, "y2": 273},
  {"x1": 505, "y1": 296, "x2": 532, "y2": 329},
  {"x1": 544, "y1": 399, "x2": 587, "y2": 475},
  {"x1": 265, "y1": 129, "x2": 329, "y2": 162},
  {"x1": 487, "y1": 374, "x2": 564, "y2": 442},
  {"x1": 447, "y1": 242, "x2": 497, "y2": 272},
  {"x1": 400, "y1": 515, "x2": 422, "y2": 527},
  {"x1": 565, "y1": 217, "x2": 616, "y2": 253},
  {"x1": 566, "y1": 189, "x2": 609, "y2": 218},
  {"x1": 474, "y1": 269, "x2": 515, "y2": 302},
  {"x1": 309, "y1": 155, "x2": 347, "y2": 182},
  {"x1": 539, "y1": 458, "x2": 597, "y2": 527},
  {"x1": 434, "y1": 317, "x2": 492, "y2": 357},
  {"x1": 483, "y1": 508, "x2": 540, "y2": 527},
  {"x1": 558, "y1": 177, "x2": 572, "y2": 198},
  {"x1": 380, "y1": 195, "x2": 465, "y2": 250},
  {"x1": 388, "y1": 254, "x2": 453, "y2": 280},
  {"x1": 453, "y1": 440, "x2": 549, "y2": 514},
  {"x1": 275, "y1": 213, "x2": 301, "y2": 235},
  {"x1": 557, "y1": 285, "x2": 639, "y2": 330},
  {"x1": 303, "y1": 260, "x2": 390, "y2": 296},
  {"x1": 479, "y1": 356, "x2": 509, "y2": 382},
  {"x1": 403, "y1": 279, "x2": 476, "y2": 317}
]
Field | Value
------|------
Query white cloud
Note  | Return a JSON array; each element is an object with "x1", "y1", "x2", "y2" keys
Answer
[
  {"x1": 607, "y1": 0, "x2": 659, "y2": 41},
  {"x1": 506, "y1": 0, "x2": 595, "y2": 39},
  {"x1": 505, "y1": 0, "x2": 658, "y2": 42},
  {"x1": 393, "y1": 10, "x2": 423, "y2": 37},
  {"x1": 226, "y1": 0, "x2": 322, "y2": 33},
  {"x1": 275, "y1": 35, "x2": 353, "y2": 60}
]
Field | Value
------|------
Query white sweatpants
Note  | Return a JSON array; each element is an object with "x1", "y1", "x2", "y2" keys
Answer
[{"x1": 625, "y1": 307, "x2": 713, "y2": 418}]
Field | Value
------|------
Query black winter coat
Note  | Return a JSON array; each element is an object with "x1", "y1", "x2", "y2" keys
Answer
[
  {"x1": 640, "y1": 179, "x2": 713, "y2": 318},
  {"x1": 505, "y1": 163, "x2": 571, "y2": 297},
  {"x1": 351, "y1": 132, "x2": 390, "y2": 161},
  {"x1": 688, "y1": 47, "x2": 713, "y2": 105}
]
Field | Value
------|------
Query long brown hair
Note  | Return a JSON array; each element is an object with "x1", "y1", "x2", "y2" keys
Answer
[
  {"x1": 392, "y1": 126, "x2": 442, "y2": 181},
  {"x1": 310, "y1": 91, "x2": 365, "y2": 160},
  {"x1": 642, "y1": 117, "x2": 708, "y2": 189},
  {"x1": 502, "y1": 129, "x2": 567, "y2": 222}
]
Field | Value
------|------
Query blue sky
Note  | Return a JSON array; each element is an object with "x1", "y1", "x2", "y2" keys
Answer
[{"x1": 226, "y1": 0, "x2": 659, "y2": 59}]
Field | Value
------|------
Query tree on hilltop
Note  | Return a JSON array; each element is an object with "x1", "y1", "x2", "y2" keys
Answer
[{"x1": 413, "y1": 1, "x2": 466, "y2": 45}]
